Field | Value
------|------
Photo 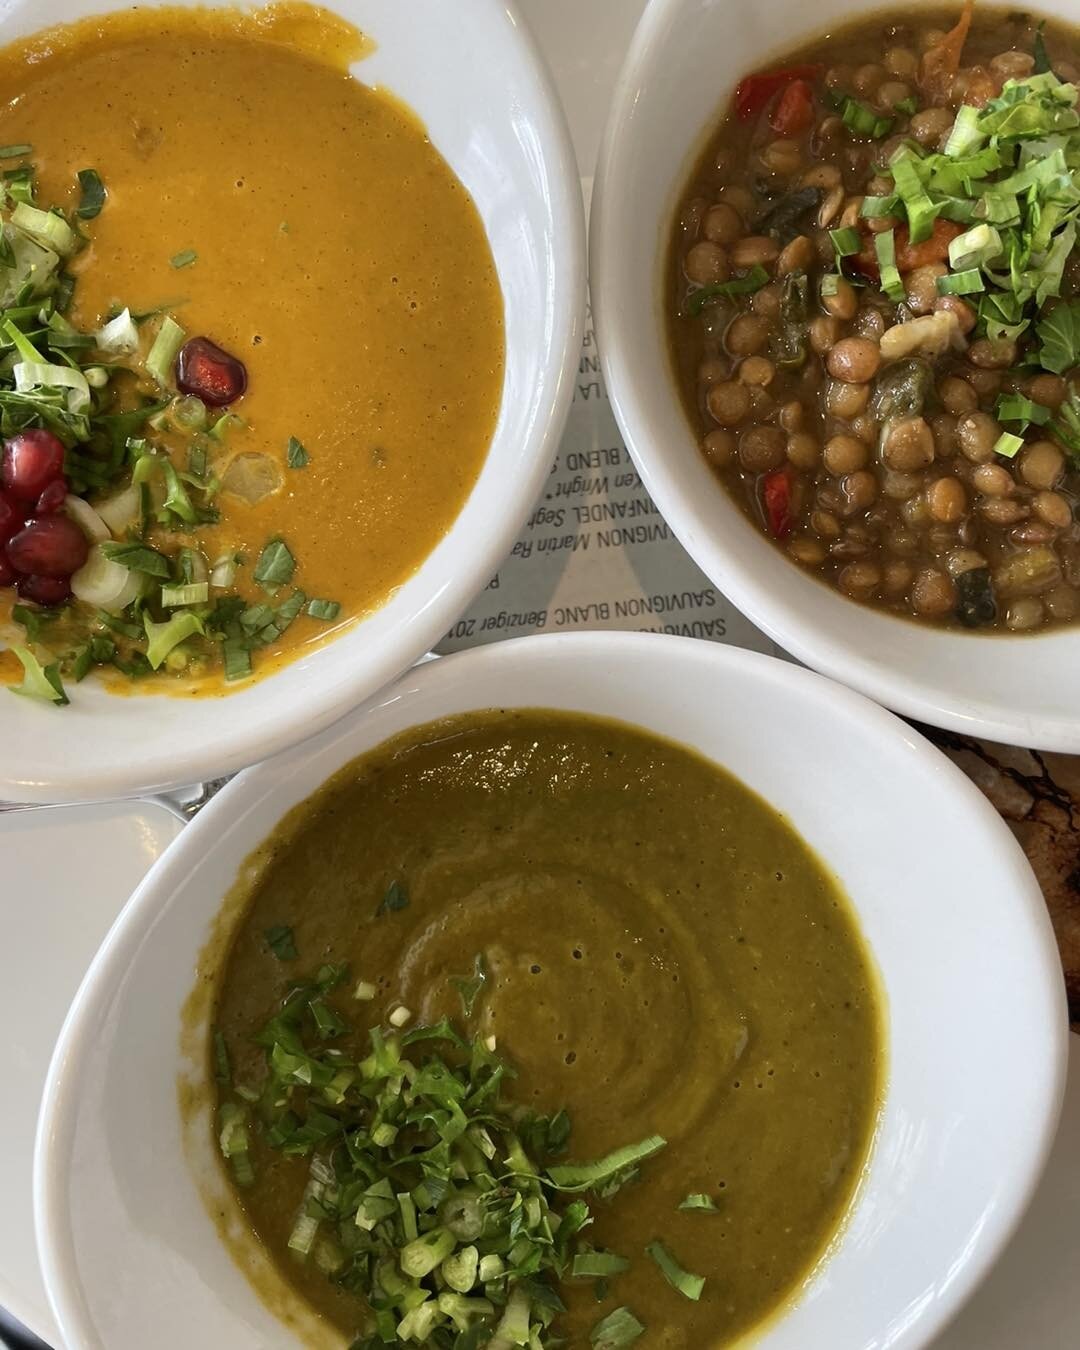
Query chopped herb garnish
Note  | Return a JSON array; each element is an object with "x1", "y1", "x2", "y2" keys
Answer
[
  {"x1": 170, "y1": 248, "x2": 198, "y2": 269},
  {"x1": 264, "y1": 925, "x2": 298, "y2": 961},
  {"x1": 75, "y1": 168, "x2": 106, "y2": 220},
  {"x1": 0, "y1": 144, "x2": 32, "y2": 159},
  {"x1": 376, "y1": 880, "x2": 409, "y2": 916},
  {"x1": 306, "y1": 597, "x2": 340, "y2": 622},
  {"x1": 677, "y1": 1192, "x2": 719, "y2": 1212},
  {"x1": 8, "y1": 646, "x2": 67, "y2": 704},
  {"x1": 286, "y1": 435, "x2": 309, "y2": 468},
  {"x1": 645, "y1": 1239, "x2": 705, "y2": 1301},
  {"x1": 100, "y1": 540, "x2": 172, "y2": 577},
  {"x1": 547, "y1": 1136, "x2": 667, "y2": 1192},
  {"x1": 590, "y1": 1307, "x2": 645, "y2": 1347},
  {"x1": 450, "y1": 953, "x2": 487, "y2": 1018},
  {"x1": 253, "y1": 536, "x2": 296, "y2": 590},
  {"x1": 684, "y1": 263, "x2": 769, "y2": 316},
  {"x1": 572, "y1": 1250, "x2": 631, "y2": 1278}
]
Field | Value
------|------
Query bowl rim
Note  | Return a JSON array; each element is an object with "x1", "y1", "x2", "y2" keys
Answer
[
  {"x1": 589, "y1": 0, "x2": 1080, "y2": 754},
  {"x1": 33, "y1": 631, "x2": 1069, "y2": 1350},
  {"x1": 0, "y1": 0, "x2": 586, "y2": 804}
]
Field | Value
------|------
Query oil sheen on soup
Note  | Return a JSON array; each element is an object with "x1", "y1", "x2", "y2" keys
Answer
[
  {"x1": 669, "y1": 5, "x2": 1080, "y2": 634},
  {"x1": 206, "y1": 710, "x2": 884, "y2": 1348},
  {"x1": 0, "y1": 3, "x2": 502, "y2": 694}
]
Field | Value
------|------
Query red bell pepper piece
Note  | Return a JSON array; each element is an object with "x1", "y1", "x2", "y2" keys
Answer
[
  {"x1": 769, "y1": 79, "x2": 815, "y2": 135},
  {"x1": 761, "y1": 468, "x2": 795, "y2": 539},
  {"x1": 735, "y1": 63, "x2": 822, "y2": 121}
]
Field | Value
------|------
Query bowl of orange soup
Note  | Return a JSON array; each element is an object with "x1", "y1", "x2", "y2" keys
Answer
[{"x1": 0, "y1": 0, "x2": 583, "y2": 800}]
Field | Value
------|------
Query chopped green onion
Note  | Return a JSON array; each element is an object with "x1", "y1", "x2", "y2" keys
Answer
[
  {"x1": 572, "y1": 1250, "x2": 630, "y2": 1278},
  {"x1": 286, "y1": 435, "x2": 309, "y2": 468},
  {"x1": 173, "y1": 394, "x2": 208, "y2": 431},
  {"x1": 223, "y1": 638, "x2": 252, "y2": 682},
  {"x1": 839, "y1": 95, "x2": 893, "y2": 139},
  {"x1": 306, "y1": 598, "x2": 340, "y2": 621},
  {"x1": 170, "y1": 248, "x2": 198, "y2": 269},
  {"x1": 75, "y1": 168, "x2": 106, "y2": 220},
  {"x1": 874, "y1": 229, "x2": 905, "y2": 302},
  {"x1": 684, "y1": 263, "x2": 768, "y2": 315},
  {"x1": 353, "y1": 979, "x2": 377, "y2": 1000},
  {"x1": 95, "y1": 306, "x2": 139, "y2": 355},
  {"x1": 936, "y1": 269, "x2": 985, "y2": 295},
  {"x1": 590, "y1": 1306, "x2": 645, "y2": 1347},
  {"x1": 143, "y1": 610, "x2": 204, "y2": 669},
  {"x1": 8, "y1": 646, "x2": 67, "y2": 704},
  {"x1": 253, "y1": 536, "x2": 295, "y2": 589},
  {"x1": 889, "y1": 151, "x2": 939, "y2": 243},
  {"x1": 450, "y1": 953, "x2": 487, "y2": 1018},
  {"x1": 161, "y1": 581, "x2": 210, "y2": 607},
  {"x1": 948, "y1": 222, "x2": 1003, "y2": 271},
  {"x1": 819, "y1": 273, "x2": 841, "y2": 298},
  {"x1": 645, "y1": 1239, "x2": 705, "y2": 1301},
  {"x1": 264, "y1": 924, "x2": 298, "y2": 960},
  {"x1": 943, "y1": 104, "x2": 986, "y2": 158},
  {"x1": 146, "y1": 315, "x2": 186, "y2": 387},
  {"x1": 677, "y1": 1193, "x2": 719, "y2": 1211},
  {"x1": 994, "y1": 431, "x2": 1025, "y2": 458},
  {"x1": 10, "y1": 201, "x2": 78, "y2": 256},
  {"x1": 0, "y1": 144, "x2": 32, "y2": 159},
  {"x1": 829, "y1": 226, "x2": 862, "y2": 259},
  {"x1": 895, "y1": 96, "x2": 919, "y2": 116},
  {"x1": 548, "y1": 1135, "x2": 667, "y2": 1192},
  {"x1": 860, "y1": 194, "x2": 899, "y2": 219},
  {"x1": 996, "y1": 394, "x2": 1052, "y2": 426}
]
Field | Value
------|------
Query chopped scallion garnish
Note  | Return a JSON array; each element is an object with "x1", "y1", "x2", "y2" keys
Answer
[
  {"x1": 170, "y1": 248, "x2": 198, "y2": 269},
  {"x1": 253, "y1": 536, "x2": 296, "y2": 590},
  {"x1": 75, "y1": 168, "x2": 106, "y2": 220},
  {"x1": 645, "y1": 1239, "x2": 705, "y2": 1301},
  {"x1": 264, "y1": 924, "x2": 298, "y2": 961},
  {"x1": 306, "y1": 598, "x2": 340, "y2": 621},
  {"x1": 286, "y1": 435, "x2": 309, "y2": 468}
]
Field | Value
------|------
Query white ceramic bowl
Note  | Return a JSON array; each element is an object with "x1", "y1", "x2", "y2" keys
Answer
[
  {"x1": 35, "y1": 632, "x2": 1068, "y2": 1350},
  {"x1": 0, "y1": 0, "x2": 583, "y2": 803},
  {"x1": 591, "y1": 0, "x2": 1080, "y2": 752}
]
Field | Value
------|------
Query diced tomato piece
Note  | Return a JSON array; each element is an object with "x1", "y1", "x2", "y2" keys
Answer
[
  {"x1": 895, "y1": 219, "x2": 962, "y2": 271},
  {"x1": 761, "y1": 468, "x2": 795, "y2": 539},
  {"x1": 769, "y1": 79, "x2": 815, "y2": 135},
  {"x1": 850, "y1": 219, "x2": 963, "y2": 281},
  {"x1": 735, "y1": 63, "x2": 823, "y2": 121}
]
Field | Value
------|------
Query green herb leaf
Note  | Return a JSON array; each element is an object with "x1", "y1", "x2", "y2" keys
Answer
[
  {"x1": 306, "y1": 598, "x2": 340, "y2": 622},
  {"x1": 572, "y1": 1249, "x2": 630, "y2": 1278},
  {"x1": 100, "y1": 540, "x2": 172, "y2": 577},
  {"x1": 8, "y1": 646, "x2": 67, "y2": 704},
  {"x1": 450, "y1": 953, "x2": 487, "y2": 1018},
  {"x1": 253, "y1": 536, "x2": 296, "y2": 590},
  {"x1": 170, "y1": 249, "x2": 198, "y2": 269},
  {"x1": 547, "y1": 1135, "x2": 667, "y2": 1192},
  {"x1": 75, "y1": 168, "x2": 106, "y2": 220},
  {"x1": 677, "y1": 1192, "x2": 719, "y2": 1211},
  {"x1": 1038, "y1": 300, "x2": 1080, "y2": 375},
  {"x1": 645, "y1": 1239, "x2": 705, "y2": 1300},
  {"x1": 1034, "y1": 22, "x2": 1053, "y2": 77},
  {"x1": 376, "y1": 880, "x2": 409, "y2": 916},
  {"x1": 265, "y1": 925, "x2": 298, "y2": 961},
  {"x1": 684, "y1": 263, "x2": 768, "y2": 316},
  {"x1": 590, "y1": 1306, "x2": 645, "y2": 1347},
  {"x1": 0, "y1": 144, "x2": 32, "y2": 159},
  {"x1": 286, "y1": 435, "x2": 309, "y2": 468}
]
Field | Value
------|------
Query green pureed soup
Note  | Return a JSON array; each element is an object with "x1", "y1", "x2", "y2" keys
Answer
[{"x1": 208, "y1": 710, "x2": 885, "y2": 1348}]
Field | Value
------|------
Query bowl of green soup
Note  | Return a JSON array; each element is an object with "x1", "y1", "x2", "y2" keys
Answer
[{"x1": 34, "y1": 633, "x2": 1067, "y2": 1349}]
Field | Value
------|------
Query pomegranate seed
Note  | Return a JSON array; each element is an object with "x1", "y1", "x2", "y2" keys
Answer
[
  {"x1": 2, "y1": 429, "x2": 66, "y2": 503},
  {"x1": 176, "y1": 336, "x2": 247, "y2": 407},
  {"x1": 36, "y1": 477, "x2": 69, "y2": 514},
  {"x1": 6, "y1": 515, "x2": 88, "y2": 577},
  {"x1": 0, "y1": 552, "x2": 14, "y2": 588},
  {"x1": 16, "y1": 572, "x2": 72, "y2": 606},
  {"x1": 0, "y1": 490, "x2": 20, "y2": 544}
]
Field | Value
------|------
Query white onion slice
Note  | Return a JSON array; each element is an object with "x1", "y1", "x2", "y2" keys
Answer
[
  {"x1": 70, "y1": 544, "x2": 142, "y2": 611},
  {"x1": 63, "y1": 494, "x2": 111, "y2": 543},
  {"x1": 95, "y1": 483, "x2": 141, "y2": 534},
  {"x1": 95, "y1": 307, "x2": 139, "y2": 356}
]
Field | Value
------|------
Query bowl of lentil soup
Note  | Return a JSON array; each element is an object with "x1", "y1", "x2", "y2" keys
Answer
[
  {"x1": 0, "y1": 0, "x2": 583, "y2": 800},
  {"x1": 593, "y1": 0, "x2": 1080, "y2": 749},
  {"x1": 35, "y1": 634, "x2": 1067, "y2": 1349}
]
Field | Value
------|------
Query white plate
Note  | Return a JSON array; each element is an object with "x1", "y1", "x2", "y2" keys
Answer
[{"x1": 0, "y1": 801, "x2": 184, "y2": 1345}]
